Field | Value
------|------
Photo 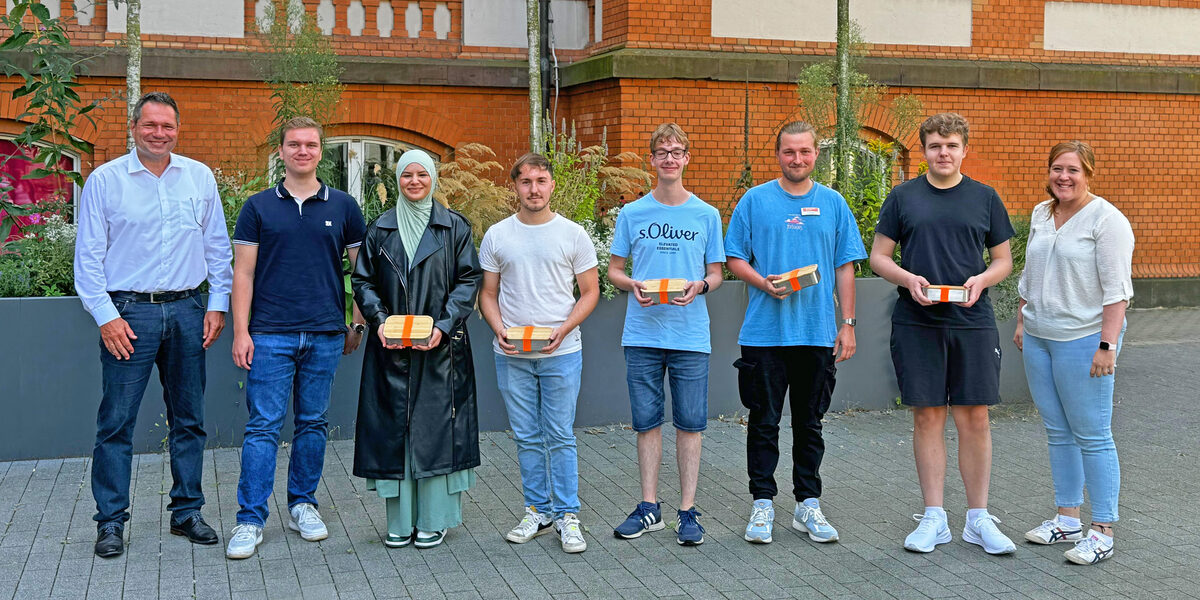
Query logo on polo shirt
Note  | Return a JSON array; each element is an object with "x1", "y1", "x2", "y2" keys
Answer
[
  {"x1": 785, "y1": 215, "x2": 804, "y2": 230},
  {"x1": 325, "y1": 221, "x2": 332, "y2": 227}
]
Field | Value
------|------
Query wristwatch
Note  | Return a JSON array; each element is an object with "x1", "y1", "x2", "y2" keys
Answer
[
  {"x1": 699, "y1": 279, "x2": 710, "y2": 295},
  {"x1": 1098, "y1": 340, "x2": 1113, "y2": 351},
  {"x1": 842, "y1": 318, "x2": 856, "y2": 327},
  {"x1": 351, "y1": 322, "x2": 367, "y2": 335}
]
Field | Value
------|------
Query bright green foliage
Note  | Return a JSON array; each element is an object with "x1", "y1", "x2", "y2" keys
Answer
[
  {"x1": 0, "y1": 209, "x2": 76, "y2": 297},
  {"x1": 0, "y1": 0, "x2": 99, "y2": 241},
  {"x1": 991, "y1": 214, "x2": 1030, "y2": 322},
  {"x1": 215, "y1": 168, "x2": 267, "y2": 239}
]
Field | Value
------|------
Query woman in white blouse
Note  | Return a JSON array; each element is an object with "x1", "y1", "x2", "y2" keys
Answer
[{"x1": 1014, "y1": 141, "x2": 1134, "y2": 565}]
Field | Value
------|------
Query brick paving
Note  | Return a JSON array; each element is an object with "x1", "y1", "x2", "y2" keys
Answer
[{"x1": 1, "y1": 308, "x2": 1197, "y2": 600}]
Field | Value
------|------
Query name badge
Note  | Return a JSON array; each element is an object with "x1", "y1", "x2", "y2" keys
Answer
[{"x1": 801, "y1": 207, "x2": 820, "y2": 216}]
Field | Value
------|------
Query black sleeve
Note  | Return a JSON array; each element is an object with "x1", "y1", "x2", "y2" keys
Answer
[
  {"x1": 985, "y1": 189, "x2": 1015, "y2": 248},
  {"x1": 875, "y1": 187, "x2": 902, "y2": 242},
  {"x1": 351, "y1": 226, "x2": 390, "y2": 327},
  {"x1": 434, "y1": 218, "x2": 483, "y2": 335}
]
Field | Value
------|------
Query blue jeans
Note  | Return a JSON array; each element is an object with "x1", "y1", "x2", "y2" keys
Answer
[
  {"x1": 494, "y1": 351, "x2": 583, "y2": 516},
  {"x1": 93, "y1": 294, "x2": 208, "y2": 527},
  {"x1": 624, "y1": 347, "x2": 710, "y2": 433},
  {"x1": 236, "y1": 332, "x2": 343, "y2": 526},
  {"x1": 1023, "y1": 329, "x2": 1124, "y2": 523}
]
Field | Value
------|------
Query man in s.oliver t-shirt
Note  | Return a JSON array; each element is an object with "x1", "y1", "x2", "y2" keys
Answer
[
  {"x1": 726, "y1": 121, "x2": 867, "y2": 547},
  {"x1": 870, "y1": 112, "x2": 1017, "y2": 556},
  {"x1": 608, "y1": 123, "x2": 725, "y2": 546}
]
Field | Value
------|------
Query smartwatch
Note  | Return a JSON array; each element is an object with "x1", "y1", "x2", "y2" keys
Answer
[
  {"x1": 699, "y1": 280, "x2": 710, "y2": 295},
  {"x1": 1098, "y1": 340, "x2": 1113, "y2": 351}
]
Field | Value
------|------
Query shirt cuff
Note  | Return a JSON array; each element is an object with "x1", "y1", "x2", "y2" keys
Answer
[
  {"x1": 92, "y1": 302, "x2": 121, "y2": 327},
  {"x1": 206, "y1": 292, "x2": 231, "y2": 313}
]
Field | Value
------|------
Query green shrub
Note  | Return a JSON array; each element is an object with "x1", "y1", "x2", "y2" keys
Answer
[
  {"x1": 991, "y1": 213, "x2": 1030, "y2": 322},
  {"x1": 4, "y1": 211, "x2": 75, "y2": 296}
]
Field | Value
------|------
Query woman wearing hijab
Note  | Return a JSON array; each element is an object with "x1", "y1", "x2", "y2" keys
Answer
[
  {"x1": 1014, "y1": 141, "x2": 1134, "y2": 565},
  {"x1": 351, "y1": 149, "x2": 482, "y2": 548}
]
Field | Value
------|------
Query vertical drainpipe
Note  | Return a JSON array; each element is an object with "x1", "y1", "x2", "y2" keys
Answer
[{"x1": 540, "y1": 0, "x2": 552, "y2": 143}]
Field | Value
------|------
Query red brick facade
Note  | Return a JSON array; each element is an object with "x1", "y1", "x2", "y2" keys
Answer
[{"x1": 2, "y1": 0, "x2": 1198, "y2": 278}]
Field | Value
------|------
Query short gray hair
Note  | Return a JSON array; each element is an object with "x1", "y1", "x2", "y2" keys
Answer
[{"x1": 132, "y1": 92, "x2": 180, "y2": 124}]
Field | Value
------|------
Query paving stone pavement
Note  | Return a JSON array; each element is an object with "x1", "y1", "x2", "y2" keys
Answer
[{"x1": 2, "y1": 308, "x2": 1197, "y2": 600}]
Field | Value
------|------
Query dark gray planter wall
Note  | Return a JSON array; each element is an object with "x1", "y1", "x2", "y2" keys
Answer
[{"x1": 0, "y1": 280, "x2": 1028, "y2": 461}]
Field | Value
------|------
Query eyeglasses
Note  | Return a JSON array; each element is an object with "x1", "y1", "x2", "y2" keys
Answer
[{"x1": 652, "y1": 149, "x2": 687, "y2": 160}]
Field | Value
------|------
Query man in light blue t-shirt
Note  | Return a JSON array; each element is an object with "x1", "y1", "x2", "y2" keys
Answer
[
  {"x1": 725, "y1": 121, "x2": 866, "y2": 546},
  {"x1": 608, "y1": 123, "x2": 725, "y2": 546}
]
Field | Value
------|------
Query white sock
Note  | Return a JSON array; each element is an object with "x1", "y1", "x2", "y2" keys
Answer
[
  {"x1": 1057, "y1": 514, "x2": 1081, "y2": 530},
  {"x1": 1091, "y1": 529, "x2": 1114, "y2": 544},
  {"x1": 966, "y1": 508, "x2": 988, "y2": 523},
  {"x1": 924, "y1": 506, "x2": 946, "y2": 520}
]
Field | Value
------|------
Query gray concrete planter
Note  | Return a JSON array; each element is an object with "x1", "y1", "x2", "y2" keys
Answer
[{"x1": 0, "y1": 280, "x2": 1028, "y2": 460}]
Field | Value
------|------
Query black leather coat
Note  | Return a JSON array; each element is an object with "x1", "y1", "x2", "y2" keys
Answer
[{"x1": 350, "y1": 203, "x2": 482, "y2": 480}]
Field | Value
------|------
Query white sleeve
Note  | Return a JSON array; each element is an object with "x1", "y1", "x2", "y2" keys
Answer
[
  {"x1": 1094, "y1": 209, "x2": 1135, "y2": 306},
  {"x1": 478, "y1": 227, "x2": 500, "y2": 273},
  {"x1": 572, "y1": 225, "x2": 599, "y2": 274}
]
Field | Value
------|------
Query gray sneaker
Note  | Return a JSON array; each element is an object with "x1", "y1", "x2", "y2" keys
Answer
[
  {"x1": 225, "y1": 524, "x2": 263, "y2": 559},
  {"x1": 289, "y1": 503, "x2": 329, "y2": 542}
]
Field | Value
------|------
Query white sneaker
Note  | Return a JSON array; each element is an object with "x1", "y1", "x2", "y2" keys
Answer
[
  {"x1": 505, "y1": 506, "x2": 554, "y2": 543},
  {"x1": 225, "y1": 524, "x2": 264, "y2": 559},
  {"x1": 1025, "y1": 516, "x2": 1084, "y2": 545},
  {"x1": 288, "y1": 503, "x2": 329, "y2": 542},
  {"x1": 555, "y1": 513, "x2": 587, "y2": 553},
  {"x1": 962, "y1": 513, "x2": 1016, "y2": 555},
  {"x1": 1064, "y1": 530, "x2": 1114, "y2": 565},
  {"x1": 904, "y1": 513, "x2": 951, "y2": 553}
]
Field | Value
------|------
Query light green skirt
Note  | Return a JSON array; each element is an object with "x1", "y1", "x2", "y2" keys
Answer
[{"x1": 366, "y1": 444, "x2": 475, "y2": 535}]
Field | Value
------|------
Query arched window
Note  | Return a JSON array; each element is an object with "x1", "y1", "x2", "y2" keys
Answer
[
  {"x1": 0, "y1": 138, "x2": 80, "y2": 241},
  {"x1": 324, "y1": 137, "x2": 431, "y2": 204}
]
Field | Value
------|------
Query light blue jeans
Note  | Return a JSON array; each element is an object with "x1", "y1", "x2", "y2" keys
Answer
[
  {"x1": 236, "y1": 332, "x2": 343, "y2": 526},
  {"x1": 494, "y1": 351, "x2": 583, "y2": 516},
  {"x1": 1023, "y1": 329, "x2": 1124, "y2": 523}
]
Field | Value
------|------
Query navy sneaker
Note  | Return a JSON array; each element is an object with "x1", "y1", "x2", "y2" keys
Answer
[
  {"x1": 614, "y1": 501, "x2": 664, "y2": 539},
  {"x1": 676, "y1": 507, "x2": 704, "y2": 546}
]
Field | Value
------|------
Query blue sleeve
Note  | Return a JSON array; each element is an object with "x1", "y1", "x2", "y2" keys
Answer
[
  {"x1": 610, "y1": 208, "x2": 632, "y2": 258},
  {"x1": 875, "y1": 188, "x2": 901, "y2": 242},
  {"x1": 232, "y1": 197, "x2": 261, "y2": 245},
  {"x1": 835, "y1": 199, "x2": 868, "y2": 267},
  {"x1": 705, "y1": 208, "x2": 726, "y2": 263},
  {"x1": 985, "y1": 190, "x2": 1015, "y2": 248},
  {"x1": 724, "y1": 196, "x2": 751, "y2": 261},
  {"x1": 345, "y1": 199, "x2": 367, "y2": 248}
]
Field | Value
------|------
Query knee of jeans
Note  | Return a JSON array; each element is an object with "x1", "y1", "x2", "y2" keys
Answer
[{"x1": 1073, "y1": 432, "x2": 1116, "y2": 454}]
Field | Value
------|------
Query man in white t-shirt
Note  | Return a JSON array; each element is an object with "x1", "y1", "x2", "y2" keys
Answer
[{"x1": 479, "y1": 153, "x2": 600, "y2": 554}]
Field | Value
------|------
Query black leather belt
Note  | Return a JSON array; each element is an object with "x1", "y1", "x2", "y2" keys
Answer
[{"x1": 109, "y1": 288, "x2": 199, "y2": 303}]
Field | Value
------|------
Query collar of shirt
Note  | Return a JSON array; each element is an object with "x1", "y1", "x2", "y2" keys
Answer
[
  {"x1": 125, "y1": 149, "x2": 182, "y2": 177},
  {"x1": 274, "y1": 178, "x2": 330, "y2": 203}
]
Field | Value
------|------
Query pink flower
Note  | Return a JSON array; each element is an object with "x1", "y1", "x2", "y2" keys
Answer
[{"x1": 27, "y1": 214, "x2": 43, "y2": 225}]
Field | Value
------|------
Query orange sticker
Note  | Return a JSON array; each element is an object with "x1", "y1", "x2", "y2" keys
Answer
[
  {"x1": 522, "y1": 326, "x2": 533, "y2": 352},
  {"x1": 401, "y1": 315, "x2": 414, "y2": 346},
  {"x1": 657, "y1": 278, "x2": 669, "y2": 304}
]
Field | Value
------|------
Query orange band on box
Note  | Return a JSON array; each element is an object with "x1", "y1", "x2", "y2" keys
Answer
[
  {"x1": 521, "y1": 326, "x2": 533, "y2": 352},
  {"x1": 788, "y1": 278, "x2": 801, "y2": 291},
  {"x1": 401, "y1": 315, "x2": 414, "y2": 346},
  {"x1": 657, "y1": 278, "x2": 669, "y2": 304}
]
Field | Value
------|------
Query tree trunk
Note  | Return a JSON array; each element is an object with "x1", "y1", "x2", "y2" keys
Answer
[
  {"x1": 125, "y1": 0, "x2": 142, "y2": 150},
  {"x1": 526, "y1": 0, "x2": 542, "y2": 153},
  {"x1": 834, "y1": 0, "x2": 852, "y2": 194}
]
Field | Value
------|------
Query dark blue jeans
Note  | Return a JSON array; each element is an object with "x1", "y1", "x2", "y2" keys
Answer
[
  {"x1": 93, "y1": 294, "x2": 208, "y2": 528},
  {"x1": 236, "y1": 332, "x2": 342, "y2": 526}
]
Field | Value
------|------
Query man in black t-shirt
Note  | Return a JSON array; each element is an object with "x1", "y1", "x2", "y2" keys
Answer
[
  {"x1": 226, "y1": 117, "x2": 368, "y2": 560},
  {"x1": 870, "y1": 113, "x2": 1017, "y2": 556}
]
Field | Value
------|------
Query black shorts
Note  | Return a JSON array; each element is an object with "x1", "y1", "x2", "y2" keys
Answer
[{"x1": 890, "y1": 323, "x2": 1001, "y2": 407}]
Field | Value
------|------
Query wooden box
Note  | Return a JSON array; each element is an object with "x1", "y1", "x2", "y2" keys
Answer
[
  {"x1": 641, "y1": 278, "x2": 686, "y2": 305},
  {"x1": 506, "y1": 326, "x2": 554, "y2": 354},
  {"x1": 923, "y1": 285, "x2": 968, "y2": 303},
  {"x1": 383, "y1": 315, "x2": 434, "y2": 347},
  {"x1": 772, "y1": 264, "x2": 820, "y2": 292}
]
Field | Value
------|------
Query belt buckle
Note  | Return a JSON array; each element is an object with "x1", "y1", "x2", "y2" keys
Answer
[{"x1": 149, "y1": 291, "x2": 167, "y2": 303}]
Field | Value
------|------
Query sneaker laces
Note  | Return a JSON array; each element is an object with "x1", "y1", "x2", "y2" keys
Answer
[
  {"x1": 910, "y1": 513, "x2": 942, "y2": 534},
  {"x1": 678, "y1": 507, "x2": 702, "y2": 529},
  {"x1": 294, "y1": 504, "x2": 322, "y2": 526},
  {"x1": 1073, "y1": 533, "x2": 1107, "y2": 554},
  {"x1": 750, "y1": 503, "x2": 772, "y2": 526},
  {"x1": 970, "y1": 513, "x2": 1003, "y2": 532},
  {"x1": 230, "y1": 523, "x2": 259, "y2": 542},
  {"x1": 627, "y1": 502, "x2": 655, "y2": 521},
  {"x1": 515, "y1": 506, "x2": 548, "y2": 535},
  {"x1": 799, "y1": 505, "x2": 830, "y2": 527},
  {"x1": 559, "y1": 513, "x2": 583, "y2": 543}
]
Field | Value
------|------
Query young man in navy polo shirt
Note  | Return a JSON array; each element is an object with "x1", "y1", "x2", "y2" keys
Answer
[{"x1": 226, "y1": 117, "x2": 368, "y2": 559}]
